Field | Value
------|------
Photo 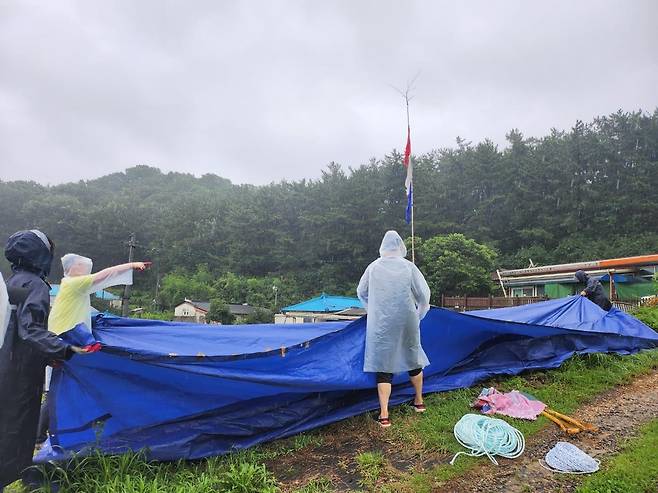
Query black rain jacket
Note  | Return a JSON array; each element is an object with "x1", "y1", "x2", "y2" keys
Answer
[
  {"x1": 575, "y1": 270, "x2": 613, "y2": 311},
  {"x1": 0, "y1": 231, "x2": 72, "y2": 488}
]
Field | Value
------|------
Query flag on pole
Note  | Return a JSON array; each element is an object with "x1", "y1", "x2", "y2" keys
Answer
[{"x1": 403, "y1": 125, "x2": 413, "y2": 224}]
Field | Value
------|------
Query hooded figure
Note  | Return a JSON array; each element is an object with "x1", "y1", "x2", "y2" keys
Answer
[
  {"x1": 575, "y1": 270, "x2": 612, "y2": 311},
  {"x1": 357, "y1": 231, "x2": 431, "y2": 426},
  {"x1": 48, "y1": 253, "x2": 139, "y2": 346},
  {"x1": 0, "y1": 231, "x2": 75, "y2": 489}
]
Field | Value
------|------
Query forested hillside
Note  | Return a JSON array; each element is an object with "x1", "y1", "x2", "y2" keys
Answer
[{"x1": 1, "y1": 109, "x2": 657, "y2": 304}]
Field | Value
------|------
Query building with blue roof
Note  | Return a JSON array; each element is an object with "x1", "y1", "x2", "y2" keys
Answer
[{"x1": 276, "y1": 293, "x2": 365, "y2": 324}]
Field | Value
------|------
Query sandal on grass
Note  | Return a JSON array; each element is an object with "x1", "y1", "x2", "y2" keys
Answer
[
  {"x1": 413, "y1": 403, "x2": 426, "y2": 413},
  {"x1": 377, "y1": 417, "x2": 391, "y2": 428}
]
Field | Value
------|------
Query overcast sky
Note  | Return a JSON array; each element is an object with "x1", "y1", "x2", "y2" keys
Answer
[{"x1": 1, "y1": 1, "x2": 656, "y2": 186}]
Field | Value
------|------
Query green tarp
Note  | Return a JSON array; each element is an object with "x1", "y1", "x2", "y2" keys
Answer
[
  {"x1": 545, "y1": 283, "x2": 574, "y2": 299},
  {"x1": 606, "y1": 281, "x2": 655, "y2": 300},
  {"x1": 545, "y1": 281, "x2": 655, "y2": 301}
]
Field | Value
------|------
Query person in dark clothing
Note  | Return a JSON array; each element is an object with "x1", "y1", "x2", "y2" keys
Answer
[
  {"x1": 0, "y1": 230, "x2": 88, "y2": 491},
  {"x1": 575, "y1": 270, "x2": 613, "y2": 311}
]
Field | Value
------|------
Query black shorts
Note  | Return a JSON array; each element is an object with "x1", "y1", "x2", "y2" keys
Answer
[{"x1": 376, "y1": 368, "x2": 422, "y2": 384}]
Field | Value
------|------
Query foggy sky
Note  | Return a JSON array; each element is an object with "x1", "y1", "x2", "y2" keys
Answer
[{"x1": 1, "y1": 0, "x2": 657, "y2": 186}]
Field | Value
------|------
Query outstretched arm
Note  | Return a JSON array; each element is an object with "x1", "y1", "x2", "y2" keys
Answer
[{"x1": 92, "y1": 262, "x2": 146, "y2": 284}]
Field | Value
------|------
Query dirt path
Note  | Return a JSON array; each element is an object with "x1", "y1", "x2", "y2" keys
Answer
[{"x1": 444, "y1": 369, "x2": 658, "y2": 493}]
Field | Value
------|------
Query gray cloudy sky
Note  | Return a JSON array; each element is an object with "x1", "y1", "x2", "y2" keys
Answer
[{"x1": 1, "y1": 1, "x2": 657, "y2": 186}]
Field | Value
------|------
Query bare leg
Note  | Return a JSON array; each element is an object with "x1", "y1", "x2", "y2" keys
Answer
[
  {"x1": 410, "y1": 371, "x2": 423, "y2": 405},
  {"x1": 377, "y1": 383, "x2": 392, "y2": 418}
]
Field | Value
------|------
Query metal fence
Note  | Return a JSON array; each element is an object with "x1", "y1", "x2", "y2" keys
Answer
[
  {"x1": 440, "y1": 295, "x2": 548, "y2": 311},
  {"x1": 440, "y1": 295, "x2": 652, "y2": 313},
  {"x1": 612, "y1": 300, "x2": 640, "y2": 313}
]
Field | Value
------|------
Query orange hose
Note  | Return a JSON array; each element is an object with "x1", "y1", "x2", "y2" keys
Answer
[{"x1": 599, "y1": 254, "x2": 658, "y2": 268}]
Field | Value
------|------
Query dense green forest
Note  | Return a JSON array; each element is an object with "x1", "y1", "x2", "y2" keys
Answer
[{"x1": 1, "y1": 109, "x2": 657, "y2": 310}]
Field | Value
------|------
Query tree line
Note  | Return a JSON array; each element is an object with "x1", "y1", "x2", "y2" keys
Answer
[{"x1": 1, "y1": 109, "x2": 656, "y2": 309}]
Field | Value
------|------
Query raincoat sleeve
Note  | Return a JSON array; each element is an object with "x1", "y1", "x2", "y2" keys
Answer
[
  {"x1": 583, "y1": 278, "x2": 598, "y2": 296},
  {"x1": 411, "y1": 264, "x2": 431, "y2": 320},
  {"x1": 357, "y1": 265, "x2": 370, "y2": 310},
  {"x1": 91, "y1": 266, "x2": 133, "y2": 293},
  {"x1": 18, "y1": 281, "x2": 72, "y2": 359}
]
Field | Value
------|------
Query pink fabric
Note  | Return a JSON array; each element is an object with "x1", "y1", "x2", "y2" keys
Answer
[{"x1": 474, "y1": 388, "x2": 546, "y2": 420}]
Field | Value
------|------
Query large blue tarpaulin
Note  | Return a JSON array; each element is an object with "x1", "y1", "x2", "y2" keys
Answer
[{"x1": 39, "y1": 296, "x2": 657, "y2": 461}]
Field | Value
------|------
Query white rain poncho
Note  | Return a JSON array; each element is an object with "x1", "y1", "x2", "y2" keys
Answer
[
  {"x1": 357, "y1": 231, "x2": 431, "y2": 373},
  {"x1": 48, "y1": 254, "x2": 133, "y2": 336},
  {"x1": 0, "y1": 272, "x2": 9, "y2": 349}
]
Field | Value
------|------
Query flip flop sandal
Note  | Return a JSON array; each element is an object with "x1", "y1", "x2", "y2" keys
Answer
[
  {"x1": 413, "y1": 403, "x2": 426, "y2": 413},
  {"x1": 377, "y1": 417, "x2": 391, "y2": 428}
]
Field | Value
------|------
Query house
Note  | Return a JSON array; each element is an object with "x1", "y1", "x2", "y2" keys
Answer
[
  {"x1": 275, "y1": 293, "x2": 365, "y2": 324},
  {"x1": 174, "y1": 299, "x2": 265, "y2": 324},
  {"x1": 174, "y1": 299, "x2": 210, "y2": 324},
  {"x1": 49, "y1": 284, "x2": 123, "y2": 309},
  {"x1": 495, "y1": 254, "x2": 658, "y2": 301}
]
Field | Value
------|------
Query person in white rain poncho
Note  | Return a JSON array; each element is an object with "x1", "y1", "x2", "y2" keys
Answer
[
  {"x1": 357, "y1": 231, "x2": 431, "y2": 428},
  {"x1": 48, "y1": 254, "x2": 148, "y2": 341}
]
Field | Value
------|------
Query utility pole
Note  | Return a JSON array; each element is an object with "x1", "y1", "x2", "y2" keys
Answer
[
  {"x1": 273, "y1": 285, "x2": 279, "y2": 310},
  {"x1": 121, "y1": 233, "x2": 136, "y2": 316}
]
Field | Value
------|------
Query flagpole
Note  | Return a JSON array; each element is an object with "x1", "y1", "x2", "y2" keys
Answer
[
  {"x1": 405, "y1": 93, "x2": 415, "y2": 264},
  {"x1": 411, "y1": 187, "x2": 415, "y2": 263}
]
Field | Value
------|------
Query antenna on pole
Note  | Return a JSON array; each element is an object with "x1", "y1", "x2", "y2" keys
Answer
[{"x1": 391, "y1": 72, "x2": 420, "y2": 263}]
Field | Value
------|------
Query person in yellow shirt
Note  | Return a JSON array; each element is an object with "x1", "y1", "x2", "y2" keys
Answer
[{"x1": 48, "y1": 254, "x2": 148, "y2": 342}]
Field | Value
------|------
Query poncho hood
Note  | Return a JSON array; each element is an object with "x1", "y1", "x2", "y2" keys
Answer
[
  {"x1": 379, "y1": 230, "x2": 407, "y2": 258},
  {"x1": 575, "y1": 270, "x2": 589, "y2": 284},
  {"x1": 4, "y1": 230, "x2": 53, "y2": 279}
]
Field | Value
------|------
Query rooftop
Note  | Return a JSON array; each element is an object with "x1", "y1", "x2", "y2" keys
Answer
[
  {"x1": 180, "y1": 299, "x2": 265, "y2": 316},
  {"x1": 281, "y1": 293, "x2": 363, "y2": 313}
]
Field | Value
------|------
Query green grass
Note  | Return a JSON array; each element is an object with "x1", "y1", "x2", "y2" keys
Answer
[
  {"x1": 12, "y1": 452, "x2": 280, "y2": 493},
  {"x1": 576, "y1": 418, "x2": 658, "y2": 493},
  {"x1": 355, "y1": 451, "x2": 386, "y2": 489},
  {"x1": 632, "y1": 304, "x2": 658, "y2": 331},
  {"x1": 291, "y1": 476, "x2": 335, "y2": 493},
  {"x1": 7, "y1": 350, "x2": 657, "y2": 493},
  {"x1": 386, "y1": 350, "x2": 658, "y2": 490}
]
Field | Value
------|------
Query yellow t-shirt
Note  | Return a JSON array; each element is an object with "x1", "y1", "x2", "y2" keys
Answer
[{"x1": 48, "y1": 274, "x2": 94, "y2": 335}]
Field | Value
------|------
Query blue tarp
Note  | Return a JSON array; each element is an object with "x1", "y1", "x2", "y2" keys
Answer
[{"x1": 39, "y1": 296, "x2": 657, "y2": 462}]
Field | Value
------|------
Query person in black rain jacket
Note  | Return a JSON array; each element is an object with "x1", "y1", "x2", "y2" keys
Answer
[
  {"x1": 0, "y1": 230, "x2": 88, "y2": 491},
  {"x1": 575, "y1": 269, "x2": 613, "y2": 311}
]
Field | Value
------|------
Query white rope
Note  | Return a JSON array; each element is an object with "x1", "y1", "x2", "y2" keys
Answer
[
  {"x1": 539, "y1": 442, "x2": 600, "y2": 474},
  {"x1": 450, "y1": 414, "x2": 525, "y2": 466}
]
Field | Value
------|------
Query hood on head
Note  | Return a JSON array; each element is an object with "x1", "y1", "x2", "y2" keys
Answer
[
  {"x1": 379, "y1": 230, "x2": 407, "y2": 258},
  {"x1": 61, "y1": 253, "x2": 93, "y2": 277},
  {"x1": 5, "y1": 230, "x2": 54, "y2": 278},
  {"x1": 575, "y1": 270, "x2": 589, "y2": 283}
]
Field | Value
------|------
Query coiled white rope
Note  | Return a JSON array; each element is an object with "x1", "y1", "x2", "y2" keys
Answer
[
  {"x1": 450, "y1": 414, "x2": 525, "y2": 466},
  {"x1": 539, "y1": 442, "x2": 600, "y2": 474}
]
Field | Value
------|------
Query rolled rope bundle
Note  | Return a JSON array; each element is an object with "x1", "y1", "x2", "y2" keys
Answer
[
  {"x1": 540, "y1": 442, "x2": 600, "y2": 474},
  {"x1": 450, "y1": 413, "x2": 525, "y2": 465}
]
